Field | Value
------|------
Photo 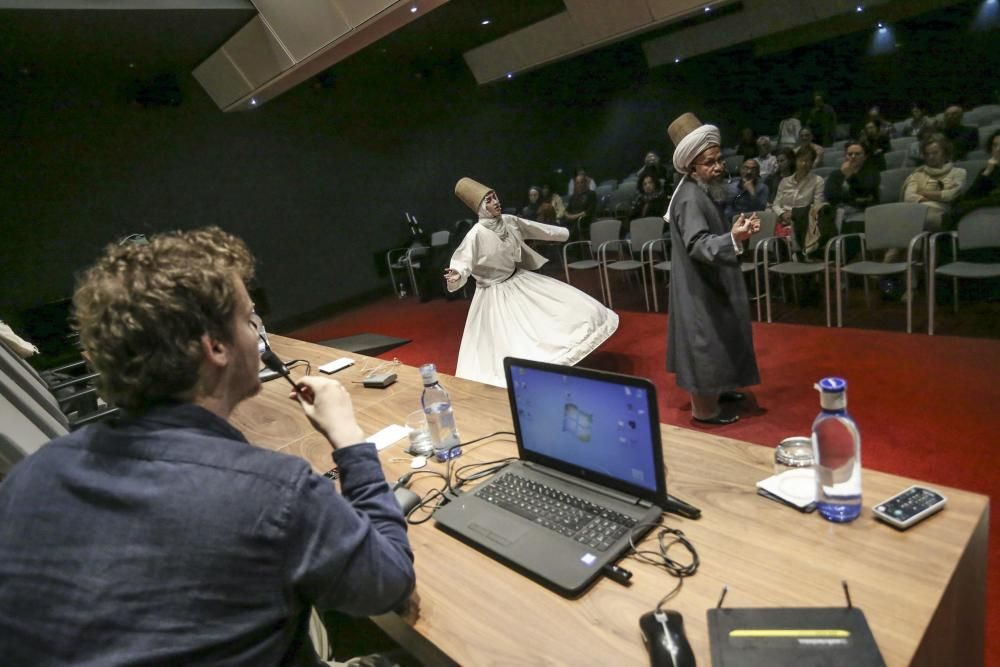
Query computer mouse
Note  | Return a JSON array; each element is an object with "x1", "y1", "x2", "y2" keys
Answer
[
  {"x1": 393, "y1": 486, "x2": 421, "y2": 516},
  {"x1": 639, "y1": 609, "x2": 696, "y2": 667}
]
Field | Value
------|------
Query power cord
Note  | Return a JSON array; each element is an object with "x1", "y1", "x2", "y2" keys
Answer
[{"x1": 627, "y1": 522, "x2": 700, "y2": 611}]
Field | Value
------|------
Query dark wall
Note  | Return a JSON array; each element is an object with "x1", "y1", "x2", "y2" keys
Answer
[{"x1": 1, "y1": 0, "x2": 996, "y2": 329}]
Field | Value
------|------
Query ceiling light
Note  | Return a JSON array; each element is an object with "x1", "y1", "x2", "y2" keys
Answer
[
  {"x1": 506, "y1": 72, "x2": 513, "y2": 79},
  {"x1": 481, "y1": 19, "x2": 491, "y2": 26},
  {"x1": 250, "y1": 98, "x2": 257, "y2": 107},
  {"x1": 704, "y1": 6, "x2": 711, "y2": 12},
  {"x1": 856, "y1": 5, "x2": 864, "y2": 12},
  {"x1": 674, "y1": 57, "x2": 681, "y2": 63},
  {"x1": 410, "y1": 6, "x2": 417, "y2": 13}
]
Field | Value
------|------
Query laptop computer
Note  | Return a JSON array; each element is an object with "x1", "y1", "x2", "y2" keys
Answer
[{"x1": 433, "y1": 356, "x2": 668, "y2": 598}]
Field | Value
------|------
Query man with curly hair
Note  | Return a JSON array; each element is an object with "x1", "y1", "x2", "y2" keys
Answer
[{"x1": 0, "y1": 227, "x2": 415, "y2": 666}]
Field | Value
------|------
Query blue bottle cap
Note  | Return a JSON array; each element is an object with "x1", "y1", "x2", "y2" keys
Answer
[{"x1": 816, "y1": 377, "x2": 846, "y2": 393}]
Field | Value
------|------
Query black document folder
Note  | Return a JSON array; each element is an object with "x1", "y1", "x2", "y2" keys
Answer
[{"x1": 707, "y1": 606, "x2": 885, "y2": 666}]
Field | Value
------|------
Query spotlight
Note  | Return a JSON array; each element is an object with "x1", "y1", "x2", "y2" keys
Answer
[
  {"x1": 674, "y1": 57, "x2": 681, "y2": 63},
  {"x1": 856, "y1": 5, "x2": 864, "y2": 12},
  {"x1": 481, "y1": 19, "x2": 491, "y2": 26},
  {"x1": 505, "y1": 72, "x2": 513, "y2": 79},
  {"x1": 250, "y1": 98, "x2": 257, "y2": 107},
  {"x1": 410, "y1": 6, "x2": 417, "y2": 13}
]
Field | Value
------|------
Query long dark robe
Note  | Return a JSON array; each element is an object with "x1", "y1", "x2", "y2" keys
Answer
[{"x1": 665, "y1": 178, "x2": 760, "y2": 394}]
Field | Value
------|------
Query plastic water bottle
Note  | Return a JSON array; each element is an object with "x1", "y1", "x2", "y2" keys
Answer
[
  {"x1": 420, "y1": 363, "x2": 461, "y2": 462},
  {"x1": 811, "y1": 377, "x2": 862, "y2": 523}
]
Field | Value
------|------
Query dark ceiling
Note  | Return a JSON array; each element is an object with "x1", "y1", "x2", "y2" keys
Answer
[{"x1": 0, "y1": 1, "x2": 565, "y2": 91}]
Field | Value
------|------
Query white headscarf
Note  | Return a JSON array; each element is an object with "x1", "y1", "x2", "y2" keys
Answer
[
  {"x1": 477, "y1": 192, "x2": 510, "y2": 242},
  {"x1": 672, "y1": 124, "x2": 721, "y2": 174}
]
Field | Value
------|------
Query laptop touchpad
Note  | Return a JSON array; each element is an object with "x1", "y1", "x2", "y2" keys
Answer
[{"x1": 469, "y1": 515, "x2": 530, "y2": 546}]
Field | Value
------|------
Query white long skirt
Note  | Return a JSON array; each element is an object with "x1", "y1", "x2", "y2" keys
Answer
[{"x1": 455, "y1": 270, "x2": 619, "y2": 387}]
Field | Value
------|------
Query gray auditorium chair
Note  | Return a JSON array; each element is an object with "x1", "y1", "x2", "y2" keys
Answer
[
  {"x1": 739, "y1": 210, "x2": 778, "y2": 321},
  {"x1": 890, "y1": 136, "x2": 917, "y2": 152},
  {"x1": 882, "y1": 150, "x2": 908, "y2": 170},
  {"x1": 763, "y1": 236, "x2": 835, "y2": 326},
  {"x1": 928, "y1": 207, "x2": 1000, "y2": 335},
  {"x1": 563, "y1": 218, "x2": 621, "y2": 304},
  {"x1": 879, "y1": 167, "x2": 915, "y2": 204},
  {"x1": 598, "y1": 216, "x2": 664, "y2": 310},
  {"x1": 954, "y1": 160, "x2": 987, "y2": 196},
  {"x1": 831, "y1": 203, "x2": 929, "y2": 334},
  {"x1": 812, "y1": 166, "x2": 837, "y2": 180}
]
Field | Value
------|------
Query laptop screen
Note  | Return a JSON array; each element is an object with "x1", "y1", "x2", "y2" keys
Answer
[{"x1": 505, "y1": 359, "x2": 664, "y2": 496}]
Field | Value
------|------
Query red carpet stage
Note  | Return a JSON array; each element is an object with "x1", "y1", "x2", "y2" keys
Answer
[{"x1": 290, "y1": 295, "x2": 999, "y2": 664}]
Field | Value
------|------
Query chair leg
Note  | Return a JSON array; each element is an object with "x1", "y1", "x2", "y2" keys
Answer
[
  {"x1": 928, "y1": 269, "x2": 936, "y2": 335},
  {"x1": 905, "y1": 267, "x2": 912, "y2": 334},
  {"x1": 836, "y1": 268, "x2": 843, "y2": 328},
  {"x1": 641, "y1": 265, "x2": 650, "y2": 312},
  {"x1": 952, "y1": 276, "x2": 958, "y2": 314},
  {"x1": 765, "y1": 266, "x2": 773, "y2": 323}
]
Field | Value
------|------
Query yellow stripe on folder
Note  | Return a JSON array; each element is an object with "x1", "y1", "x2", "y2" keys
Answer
[{"x1": 730, "y1": 629, "x2": 851, "y2": 638}]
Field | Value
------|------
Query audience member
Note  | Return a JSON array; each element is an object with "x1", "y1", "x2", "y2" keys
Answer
[
  {"x1": 824, "y1": 141, "x2": 881, "y2": 212},
  {"x1": 796, "y1": 127, "x2": 825, "y2": 167},
  {"x1": 565, "y1": 173, "x2": 597, "y2": 237},
  {"x1": 538, "y1": 183, "x2": 565, "y2": 224},
  {"x1": 771, "y1": 145, "x2": 829, "y2": 257},
  {"x1": 724, "y1": 159, "x2": 769, "y2": 220},
  {"x1": 905, "y1": 124, "x2": 936, "y2": 167},
  {"x1": 630, "y1": 173, "x2": 669, "y2": 220},
  {"x1": 767, "y1": 147, "x2": 796, "y2": 204},
  {"x1": 865, "y1": 106, "x2": 897, "y2": 138},
  {"x1": 566, "y1": 167, "x2": 597, "y2": 197},
  {"x1": 859, "y1": 120, "x2": 892, "y2": 171},
  {"x1": 902, "y1": 134, "x2": 967, "y2": 231},
  {"x1": 939, "y1": 106, "x2": 979, "y2": 160},
  {"x1": 804, "y1": 92, "x2": 838, "y2": 146},
  {"x1": 754, "y1": 136, "x2": 778, "y2": 179},
  {"x1": 777, "y1": 112, "x2": 802, "y2": 149},
  {"x1": 0, "y1": 227, "x2": 416, "y2": 665},
  {"x1": 521, "y1": 186, "x2": 542, "y2": 219},
  {"x1": 735, "y1": 127, "x2": 758, "y2": 159},
  {"x1": 901, "y1": 101, "x2": 935, "y2": 137},
  {"x1": 947, "y1": 128, "x2": 1000, "y2": 229},
  {"x1": 638, "y1": 151, "x2": 669, "y2": 190}
]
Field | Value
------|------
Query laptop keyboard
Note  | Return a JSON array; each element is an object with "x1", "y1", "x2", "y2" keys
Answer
[{"x1": 474, "y1": 472, "x2": 637, "y2": 552}]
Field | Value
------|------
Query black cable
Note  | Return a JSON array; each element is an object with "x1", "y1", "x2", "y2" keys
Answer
[{"x1": 626, "y1": 522, "x2": 700, "y2": 612}]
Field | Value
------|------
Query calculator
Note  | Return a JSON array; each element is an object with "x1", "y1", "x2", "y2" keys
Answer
[{"x1": 872, "y1": 485, "x2": 947, "y2": 530}]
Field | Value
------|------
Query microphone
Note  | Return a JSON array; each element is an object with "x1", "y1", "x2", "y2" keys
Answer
[{"x1": 260, "y1": 348, "x2": 302, "y2": 395}]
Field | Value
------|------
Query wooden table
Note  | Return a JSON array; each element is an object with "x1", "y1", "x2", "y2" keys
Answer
[{"x1": 232, "y1": 335, "x2": 988, "y2": 667}]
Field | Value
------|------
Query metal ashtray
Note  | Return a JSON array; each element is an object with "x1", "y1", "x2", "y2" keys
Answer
[{"x1": 775, "y1": 436, "x2": 814, "y2": 468}]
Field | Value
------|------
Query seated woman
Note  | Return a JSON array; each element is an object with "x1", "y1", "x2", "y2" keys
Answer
[
  {"x1": 630, "y1": 173, "x2": 668, "y2": 221},
  {"x1": 521, "y1": 186, "x2": 542, "y2": 219},
  {"x1": 948, "y1": 128, "x2": 1000, "y2": 228},
  {"x1": 536, "y1": 183, "x2": 565, "y2": 224},
  {"x1": 902, "y1": 134, "x2": 967, "y2": 232},
  {"x1": 770, "y1": 145, "x2": 830, "y2": 257},
  {"x1": 766, "y1": 147, "x2": 796, "y2": 204}
]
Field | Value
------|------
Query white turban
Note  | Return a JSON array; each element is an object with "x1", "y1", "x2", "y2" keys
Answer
[{"x1": 672, "y1": 124, "x2": 721, "y2": 174}]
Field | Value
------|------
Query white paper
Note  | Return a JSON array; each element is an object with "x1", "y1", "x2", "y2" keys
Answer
[
  {"x1": 368, "y1": 424, "x2": 410, "y2": 451},
  {"x1": 756, "y1": 468, "x2": 817, "y2": 509}
]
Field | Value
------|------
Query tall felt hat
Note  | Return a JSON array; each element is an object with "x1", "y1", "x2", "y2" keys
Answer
[
  {"x1": 667, "y1": 112, "x2": 702, "y2": 147},
  {"x1": 455, "y1": 177, "x2": 493, "y2": 213}
]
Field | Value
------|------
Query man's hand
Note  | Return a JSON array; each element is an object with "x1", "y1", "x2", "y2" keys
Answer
[
  {"x1": 289, "y1": 376, "x2": 365, "y2": 449},
  {"x1": 840, "y1": 159, "x2": 859, "y2": 177},
  {"x1": 731, "y1": 213, "x2": 755, "y2": 242},
  {"x1": 396, "y1": 590, "x2": 421, "y2": 625},
  {"x1": 742, "y1": 178, "x2": 755, "y2": 194},
  {"x1": 443, "y1": 268, "x2": 460, "y2": 284}
]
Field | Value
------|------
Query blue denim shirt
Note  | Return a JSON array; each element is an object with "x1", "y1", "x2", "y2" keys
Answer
[{"x1": 0, "y1": 402, "x2": 415, "y2": 666}]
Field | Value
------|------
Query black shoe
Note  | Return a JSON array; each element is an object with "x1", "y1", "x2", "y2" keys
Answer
[
  {"x1": 719, "y1": 391, "x2": 746, "y2": 403},
  {"x1": 693, "y1": 412, "x2": 740, "y2": 425}
]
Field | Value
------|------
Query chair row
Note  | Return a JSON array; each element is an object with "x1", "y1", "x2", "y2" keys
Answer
[{"x1": 562, "y1": 205, "x2": 1000, "y2": 337}]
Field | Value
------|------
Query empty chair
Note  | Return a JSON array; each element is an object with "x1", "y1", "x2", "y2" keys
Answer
[
  {"x1": 598, "y1": 178, "x2": 618, "y2": 189},
  {"x1": 812, "y1": 166, "x2": 837, "y2": 180},
  {"x1": 386, "y1": 230, "x2": 450, "y2": 299},
  {"x1": 978, "y1": 123, "x2": 1000, "y2": 147},
  {"x1": 821, "y1": 150, "x2": 844, "y2": 168},
  {"x1": 928, "y1": 207, "x2": 1000, "y2": 335},
  {"x1": 890, "y1": 136, "x2": 917, "y2": 152},
  {"x1": 563, "y1": 218, "x2": 621, "y2": 303},
  {"x1": 598, "y1": 217, "x2": 664, "y2": 309},
  {"x1": 879, "y1": 167, "x2": 915, "y2": 204},
  {"x1": 882, "y1": 149, "x2": 908, "y2": 169},
  {"x1": 740, "y1": 211, "x2": 778, "y2": 321},
  {"x1": 831, "y1": 139, "x2": 848, "y2": 152},
  {"x1": 644, "y1": 237, "x2": 671, "y2": 313},
  {"x1": 763, "y1": 236, "x2": 834, "y2": 326},
  {"x1": 832, "y1": 203, "x2": 929, "y2": 333},
  {"x1": 965, "y1": 106, "x2": 1000, "y2": 127}
]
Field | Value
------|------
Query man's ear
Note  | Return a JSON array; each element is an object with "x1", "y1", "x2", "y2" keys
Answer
[{"x1": 200, "y1": 332, "x2": 231, "y2": 369}]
